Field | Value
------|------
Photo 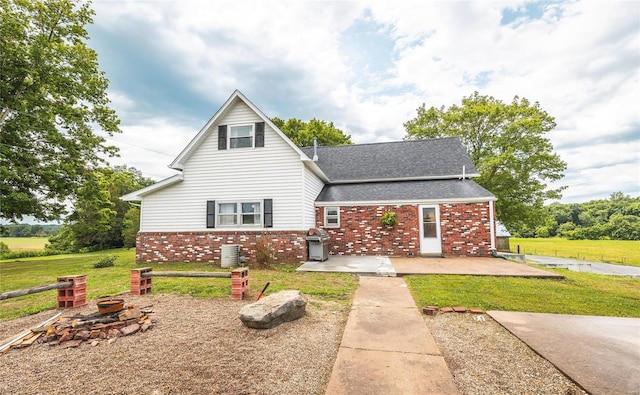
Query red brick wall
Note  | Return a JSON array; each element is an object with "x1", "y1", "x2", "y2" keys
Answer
[
  {"x1": 440, "y1": 202, "x2": 493, "y2": 256},
  {"x1": 316, "y1": 205, "x2": 421, "y2": 256},
  {"x1": 135, "y1": 231, "x2": 307, "y2": 264},
  {"x1": 136, "y1": 202, "x2": 494, "y2": 263},
  {"x1": 316, "y1": 202, "x2": 494, "y2": 257}
]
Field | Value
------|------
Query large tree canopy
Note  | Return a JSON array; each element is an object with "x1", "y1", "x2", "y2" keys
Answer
[
  {"x1": 0, "y1": 0, "x2": 120, "y2": 222},
  {"x1": 404, "y1": 92, "x2": 566, "y2": 232},
  {"x1": 271, "y1": 117, "x2": 352, "y2": 147}
]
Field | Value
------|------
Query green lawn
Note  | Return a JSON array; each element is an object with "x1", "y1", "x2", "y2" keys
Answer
[
  {"x1": 510, "y1": 238, "x2": 640, "y2": 267},
  {"x1": 0, "y1": 249, "x2": 358, "y2": 321},
  {"x1": 4, "y1": 248, "x2": 640, "y2": 322},
  {"x1": 0, "y1": 237, "x2": 49, "y2": 251},
  {"x1": 406, "y1": 270, "x2": 640, "y2": 317}
]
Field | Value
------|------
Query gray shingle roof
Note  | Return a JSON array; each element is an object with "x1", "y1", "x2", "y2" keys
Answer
[
  {"x1": 315, "y1": 179, "x2": 494, "y2": 202},
  {"x1": 301, "y1": 137, "x2": 478, "y2": 182}
]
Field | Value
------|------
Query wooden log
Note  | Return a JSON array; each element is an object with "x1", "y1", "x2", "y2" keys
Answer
[
  {"x1": 72, "y1": 316, "x2": 119, "y2": 328},
  {"x1": 20, "y1": 332, "x2": 43, "y2": 347},
  {"x1": 0, "y1": 312, "x2": 62, "y2": 352},
  {"x1": 141, "y1": 271, "x2": 232, "y2": 278},
  {"x1": 0, "y1": 281, "x2": 73, "y2": 301}
]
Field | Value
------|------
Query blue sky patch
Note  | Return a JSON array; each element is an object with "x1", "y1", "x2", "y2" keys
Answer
[
  {"x1": 340, "y1": 10, "x2": 398, "y2": 87},
  {"x1": 501, "y1": 0, "x2": 565, "y2": 27}
]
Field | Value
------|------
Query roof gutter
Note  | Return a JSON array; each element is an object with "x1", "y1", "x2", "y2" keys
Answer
[
  {"x1": 314, "y1": 196, "x2": 497, "y2": 206},
  {"x1": 327, "y1": 173, "x2": 481, "y2": 184}
]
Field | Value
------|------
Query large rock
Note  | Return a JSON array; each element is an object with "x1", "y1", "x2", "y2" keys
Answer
[{"x1": 239, "y1": 290, "x2": 307, "y2": 329}]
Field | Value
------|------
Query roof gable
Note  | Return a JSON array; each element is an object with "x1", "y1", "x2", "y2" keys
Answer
[
  {"x1": 170, "y1": 90, "x2": 314, "y2": 171},
  {"x1": 301, "y1": 137, "x2": 478, "y2": 183}
]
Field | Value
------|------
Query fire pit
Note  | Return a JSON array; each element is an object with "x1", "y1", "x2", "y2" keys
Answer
[{"x1": 97, "y1": 298, "x2": 124, "y2": 314}]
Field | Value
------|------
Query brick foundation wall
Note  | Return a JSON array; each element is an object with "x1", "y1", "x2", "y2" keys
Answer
[
  {"x1": 316, "y1": 202, "x2": 494, "y2": 257},
  {"x1": 135, "y1": 231, "x2": 307, "y2": 264}
]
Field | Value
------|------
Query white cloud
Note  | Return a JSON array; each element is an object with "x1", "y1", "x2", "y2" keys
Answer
[{"x1": 91, "y1": 0, "x2": 639, "y2": 202}]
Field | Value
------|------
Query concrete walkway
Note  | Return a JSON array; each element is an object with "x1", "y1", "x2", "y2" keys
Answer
[
  {"x1": 488, "y1": 311, "x2": 640, "y2": 395},
  {"x1": 526, "y1": 255, "x2": 640, "y2": 278},
  {"x1": 325, "y1": 277, "x2": 459, "y2": 395}
]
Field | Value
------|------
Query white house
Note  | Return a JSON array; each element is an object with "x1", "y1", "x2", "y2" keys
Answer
[{"x1": 122, "y1": 90, "x2": 496, "y2": 263}]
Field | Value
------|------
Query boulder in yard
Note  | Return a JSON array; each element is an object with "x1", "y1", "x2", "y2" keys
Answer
[{"x1": 239, "y1": 290, "x2": 307, "y2": 329}]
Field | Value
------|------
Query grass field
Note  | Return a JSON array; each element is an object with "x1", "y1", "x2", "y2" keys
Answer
[
  {"x1": 406, "y1": 271, "x2": 640, "y2": 318},
  {"x1": 0, "y1": 248, "x2": 358, "y2": 321},
  {"x1": 509, "y1": 238, "x2": 640, "y2": 267},
  {"x1": 0, "y1": 237, "x2": 49, "y2": 251}
]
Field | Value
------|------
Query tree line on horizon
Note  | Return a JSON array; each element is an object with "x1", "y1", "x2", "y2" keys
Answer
[{"x1": 517, "y1": 192, "x2": 640, "y2": 240}]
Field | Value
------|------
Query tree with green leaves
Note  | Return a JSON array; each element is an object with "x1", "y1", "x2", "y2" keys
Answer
[
  {"x1": 271, "y1": 117, "x2": 352, "y2": 147},
  {"x1": 0, "y1": 0, "x2": 120, "y2": 222},
  {"x1": 48, "y1": 166, "x2": 153, "y2": 252},
  {"x1": 404, "y1": 92, "x2": 566, "y2": 232}
]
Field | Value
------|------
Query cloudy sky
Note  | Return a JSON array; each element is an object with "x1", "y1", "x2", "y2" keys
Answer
[{"x1": 88, "y1": 0, "x2": 639, "y2": 204}]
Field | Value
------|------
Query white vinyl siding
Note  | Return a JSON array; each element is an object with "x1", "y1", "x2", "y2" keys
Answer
[
  {"x1": 138, "y1": 100, "x2": 309, "y2": 232},
  {"x1": 303, "y1": 166, "x2": 325, "y2": 228}
]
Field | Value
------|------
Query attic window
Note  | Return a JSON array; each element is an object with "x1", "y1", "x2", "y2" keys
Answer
[{"x1": 230, "y1": 125, "x2": 253, "y2": 148}]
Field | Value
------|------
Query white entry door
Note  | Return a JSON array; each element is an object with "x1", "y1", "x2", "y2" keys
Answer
[{"x1": 419, "y1": 205, "x2": 442, "y2": 255}]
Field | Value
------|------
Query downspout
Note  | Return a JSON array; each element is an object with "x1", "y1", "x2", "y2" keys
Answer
[{"x1": 489, "y1": 200, "x2": 496, "y2": 251}]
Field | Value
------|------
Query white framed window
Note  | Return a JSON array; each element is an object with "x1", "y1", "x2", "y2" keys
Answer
[
  {"x1": 217, "y1": 201, "x2": 261, "y2": 226},
  {"x1": 324, "y1": 206, "x2": 340, "y2": 228},
  {"x1": 229, "y1": 125, "x2": 253, "y2": 148}
]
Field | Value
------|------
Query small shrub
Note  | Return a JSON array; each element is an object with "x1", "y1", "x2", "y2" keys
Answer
[
  {"x1": 253, "y1": 237, "x2": 277, "y2": 269},
  {"x1": 0, "y1": 242, "x2": 10, "y2": 258},
  {"x1": 93, "y1": 255, "x2": 117, "y2": 268},
  {"x1": 380, "y1": 211, "x2": 398, "y2": 227}
]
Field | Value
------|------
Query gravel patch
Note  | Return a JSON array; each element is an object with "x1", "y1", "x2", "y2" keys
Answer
[
  {"x1": 2, "y1": 295, "x2": 590, "y2": 394},
  {"x1": 0, "y1": 294, "x2": 349, "y2": 395},
  {"x1": 423, "y1": 312, "x2": 587, "y2": 395}
]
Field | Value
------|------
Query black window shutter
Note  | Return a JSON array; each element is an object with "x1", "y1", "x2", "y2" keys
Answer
[
  {"x1": 206, "y1": 200, "x2": 216, "y2": 228},
  {"x1": 255, "y1": 122, "x2": 265, "y2": 147},
  {"x1": 264, "y1": 199, "x2": 273, "y2": 228},
  {"x1": 218, "y1": 125, "x2": 227, "y2": 150}
]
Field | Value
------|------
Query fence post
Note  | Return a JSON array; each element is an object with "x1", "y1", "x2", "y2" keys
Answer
[
  {"x1": 231, "y1": 268, "x2": 249, "y2": 300},
  {"x1": 131, "y1": 268, "x2": 153, "y2": 295},
  {"x1": 56, "y1": 275, "x2": 87, "y2": 308}
]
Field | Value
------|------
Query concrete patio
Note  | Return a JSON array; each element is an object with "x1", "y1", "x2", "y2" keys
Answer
[{"x1": 298, "y1": 255, "x2": 563, "y2": 278}]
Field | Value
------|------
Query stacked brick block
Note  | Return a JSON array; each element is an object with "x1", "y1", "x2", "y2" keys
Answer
[
  {"x1": 231, "y1": 268, "x2": 249, "y2": 300},
  {"x1": 135, "y1": 231, "x2": 307, "y2": 264},
  {"x1": 56, "y1": 275, "x2": 87, "y2": 308},
  {"x1": 130, "y1": 267, "x2": 153, "y2": 296}
]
